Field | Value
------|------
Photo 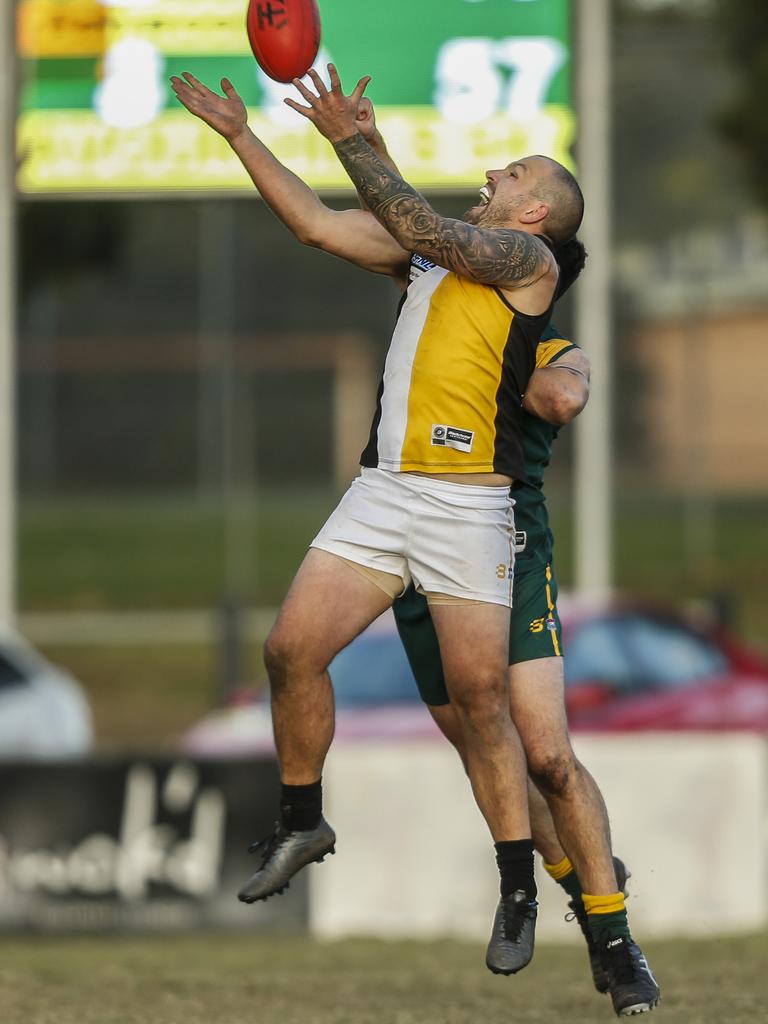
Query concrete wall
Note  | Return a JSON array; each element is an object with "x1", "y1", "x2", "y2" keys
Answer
[{"x1": 312, "y1": 734, "x2": 768, "y2": 941}]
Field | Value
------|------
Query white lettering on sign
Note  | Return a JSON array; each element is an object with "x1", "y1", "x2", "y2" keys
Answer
[
  {"x1": 435, "y1": 36, "x2": 567, "y2": 123},
  {"x1": 0, "y1": 762, "x2": 226, "y2": 902}
]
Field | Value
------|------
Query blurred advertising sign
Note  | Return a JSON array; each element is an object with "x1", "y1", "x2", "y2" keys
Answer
[
  {"x1": 0, "y1": 757, "x2": 307, "y2": 931},
  {"x1": 16, "y1": 0, "x2": 574, "y2": 194}
]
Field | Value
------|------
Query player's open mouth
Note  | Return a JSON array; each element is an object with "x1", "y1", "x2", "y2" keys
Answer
[{"x1": 478, "y1": 185, "x2": 491, "y2": 205}]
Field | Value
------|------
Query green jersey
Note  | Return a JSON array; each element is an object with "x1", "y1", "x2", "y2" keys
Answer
[
  {"x1": 392, "y1": 321, "x2": 576, "y2": 695},
  {"x1": 512, "y1": 321, "x2": 577, "y2": 567}
]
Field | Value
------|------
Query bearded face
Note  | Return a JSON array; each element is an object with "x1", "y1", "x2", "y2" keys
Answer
[{"x1": 462, "y1": 181, "x2": 528, "y2": 229}]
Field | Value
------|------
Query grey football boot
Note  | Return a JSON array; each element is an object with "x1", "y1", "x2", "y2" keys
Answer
[
  {"x1": 485, "y1": 889, "x2": 538, "y2": 975},
  {"x1": 567, "y1": 856, "x2": 631, "y2": 993},
  {"x1": 237, "y1": 816, "x2": 336, "y2": 903}
]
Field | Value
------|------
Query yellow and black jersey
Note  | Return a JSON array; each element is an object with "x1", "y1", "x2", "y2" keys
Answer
[{"x1": 360, "y1": 253, "x2": 554, "y2": 481}]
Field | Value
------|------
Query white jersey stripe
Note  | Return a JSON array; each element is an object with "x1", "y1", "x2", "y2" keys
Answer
[{"x1": 375, "y1": 266, "x2": 448, "y2": 468}]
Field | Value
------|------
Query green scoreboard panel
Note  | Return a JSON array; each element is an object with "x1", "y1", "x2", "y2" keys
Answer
[{"x1": 17, "y1": 0, "x2": 574, "y2": 194}]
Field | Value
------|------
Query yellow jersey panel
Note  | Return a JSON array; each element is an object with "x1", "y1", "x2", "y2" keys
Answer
[
  {"x1": 361, "y1": 255, "x2": 553, "y2": 481},
  {"x1": 400, "y1": 272, "x2": 515, "y2": 472}
]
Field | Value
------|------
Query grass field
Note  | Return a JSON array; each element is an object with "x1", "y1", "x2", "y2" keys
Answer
[
  {"x1": 1, "y1": 933, "x2": 765, "y2": 1024},
  {"x1": 16, "y1": 488, "x2": 768, "y2": 747},
  {"x1": 18, "y1": 490, "x2": 768, "y2": 639}
]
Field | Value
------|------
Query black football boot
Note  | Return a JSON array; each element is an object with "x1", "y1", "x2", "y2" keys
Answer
[
  {"x1": 601, "y1": 934, "x2": 661, "y2": 1016},
  {"x1": 485, "y1": 889, "x2": 538, "y2": 975},
  {"x1": 567, "y1": 856, "x2": 631, "y2": 993},
  {"x1": 238, "y1": 816, "x2": 336, "y2": 903}
]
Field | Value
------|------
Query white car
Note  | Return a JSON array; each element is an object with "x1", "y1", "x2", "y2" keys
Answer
[{"x1": 0, "y1": 631, "x2": 93, "y2": 758}]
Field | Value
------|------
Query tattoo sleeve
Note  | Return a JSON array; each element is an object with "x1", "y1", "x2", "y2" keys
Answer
[{"x1": 333, "y1": 132, "x2": 549, "y2": 287}]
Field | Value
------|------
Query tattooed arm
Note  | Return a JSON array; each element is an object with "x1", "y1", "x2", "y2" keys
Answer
[
  {"x1": 334, "y1": 133, "x2": 552, "y2": 288},
  {"x1": 285, "y1": 65, "x2": 556, "y2": 291},
  {"x1": 170, "y1": 71, "x2": 409, "y2": 278},
  {"x1": 353, "y1": 98, "x2": 402, "y2": 195}
]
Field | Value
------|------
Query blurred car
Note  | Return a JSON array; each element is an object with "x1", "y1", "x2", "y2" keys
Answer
[
  {"x1": 181, "y1": 597, "x2": 768, "y2": 756},
  {"x1": 182, "y1": 611, "x2": 443, "y2": 757},
  {"x1": 559, "y1": 597, "x2": 768, "y2": 731},
  {"x1": 0, "y1": 630, "x2": 93, "y2": 758}
]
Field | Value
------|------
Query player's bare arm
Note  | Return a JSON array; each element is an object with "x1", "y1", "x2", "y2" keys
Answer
[
  {"x1": 523, "y1": 349, "x2": 591, "y2": 426},
  {"x1": 286, "y1": 65, "x2": 557, "y2": 295},
  {"x1": 170, "y1": 72, "x2": 408, "y2": 278},
  {"x1": 354, "y1": 98, "x2": 402, "y2": 189}
]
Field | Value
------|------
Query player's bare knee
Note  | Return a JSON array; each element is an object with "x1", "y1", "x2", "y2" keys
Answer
[
  {"x1": 528, "y1": 751, "x2": 577, "y2": 798},
  {"x1": 450, "y1": 666, "x2": 506, "y2": 706},
  {"x1": 450, "y1": 674, "x2": 509, "y2": 735},
  {"x1": 263, "y1": 626, "x2": 310, "y2": 687}
]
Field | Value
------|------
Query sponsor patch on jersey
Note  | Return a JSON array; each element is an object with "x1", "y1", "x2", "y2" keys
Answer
[
  {"x1": 409, "y1": 253, "x2": 437, "y2": 281},
  {"x1": 514, "y1": 530, "x2": 527, "y2": 553},
  {"x1": 431, "y1": 424, "x2": 474, "y2": 453}
]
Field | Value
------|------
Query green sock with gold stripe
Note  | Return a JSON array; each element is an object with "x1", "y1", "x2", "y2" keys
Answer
[
  {"x1": 544, "y1": 855, "x2": 583, "y2": 902},
  {"x1": 583, "y1": 892, "x2": 631, "y2": 941}
]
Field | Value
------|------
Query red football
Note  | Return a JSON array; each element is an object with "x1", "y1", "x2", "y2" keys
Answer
[{"x1": 246, "y1": 0, "x2": 322, "y2": 84}]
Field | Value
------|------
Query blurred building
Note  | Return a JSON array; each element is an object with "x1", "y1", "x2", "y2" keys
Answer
[{"x1": 620, "y1": 217, "x2": 768, "y2": 492}]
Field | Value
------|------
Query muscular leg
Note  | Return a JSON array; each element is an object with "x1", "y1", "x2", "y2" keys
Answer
[
  {"x1": 429, "y1": 603, "x2": 530, "y2": 841},
  {"x1": 264, "y1": 548, "x2": 395, "y2": 783},
  {"x1": 238, "y1": 548, "x2": 398, "y2": 906},
  {"x1": 512, "y1": 659, "x2": 657, "y2": 1008},
  {"x1": 427, "y1": 700, "x2": 566, "y2": 862},
  {"x1": 509, "y1": 657, "x2": 616, "y2": 895},
  {"x1": 526, "y1": 778, "x2": 567, "y2": 865}
]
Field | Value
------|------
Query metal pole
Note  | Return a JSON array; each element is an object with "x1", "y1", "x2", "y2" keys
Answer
[
  {"x1": 0, "y1": 0, "x2": 16, "y2": 628},
  {"x1": 574, "y1": 0, "x2": 613, "y2": 596},
  {"x1": 199, "y1": 201, "x2": 250, "y2": 697}
]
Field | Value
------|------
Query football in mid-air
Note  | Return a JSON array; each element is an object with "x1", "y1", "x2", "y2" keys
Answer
[{"x1": 246, "y1": 0, "x2": 322, "y2": 83}]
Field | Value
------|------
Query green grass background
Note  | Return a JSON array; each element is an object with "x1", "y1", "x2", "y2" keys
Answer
[
  {"x1": 17, "y1": 489, "x2": 768, "y2": 747},
  {"x1": 1, "y1": 933, "x2": 765, "y2": 1024}
]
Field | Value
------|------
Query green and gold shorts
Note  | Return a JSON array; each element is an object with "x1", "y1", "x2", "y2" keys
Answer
[{"x1": 392, "y1": 560, "x2": 563, "y2": 707}]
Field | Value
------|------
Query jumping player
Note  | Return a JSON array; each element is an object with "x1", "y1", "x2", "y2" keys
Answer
[
  {"x1": 171, "y1": 67, "x2": 658, "y2": 1012},
  {"x1": 393, "y1": 315, "x2": 660, "y2": 1015}
]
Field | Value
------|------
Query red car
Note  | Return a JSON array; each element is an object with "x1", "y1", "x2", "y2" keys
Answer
[
  {"x1": 559, "y1": 597, "x2": 768, "y2": 731},
  {"x1": 181, "y1": 597, "x2": 768, "y2": 757}
]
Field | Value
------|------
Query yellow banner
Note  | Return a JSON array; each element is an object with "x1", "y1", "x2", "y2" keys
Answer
[
  {"x1": 18, "y1": 0, "x2": 251, "y2": 58},
  {"x1": 18, "y1": 106, "x2": 575, "y2": 193},
  {"x1": 17, "y1": 0, "x2": 107, "y2": 58}
]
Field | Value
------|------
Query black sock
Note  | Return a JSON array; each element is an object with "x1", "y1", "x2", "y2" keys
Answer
[
  {"x1": 495, "y1": 839, "x2": 537, "y2": 900},
  {"x1": 280, "y1": 779, "x2": 322, "y2": 831}
]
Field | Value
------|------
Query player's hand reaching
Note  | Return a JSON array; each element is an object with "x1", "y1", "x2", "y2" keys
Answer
[
  {"x1": 355, "y1": 98, "x2": 377, "y2": 141},
  {"x1": 286, "y1": 64, "x2": 371, "y2": 144},
  {"x1": 170, "y1": 73, "x2": 248, "y2": 143}
]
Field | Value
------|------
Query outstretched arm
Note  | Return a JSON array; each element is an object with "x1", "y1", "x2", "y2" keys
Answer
[
  {"x1": 353, "y1": 98, "x2": 402, "y2": 187},
  {"x1": 523, "y1": 349, "x2": 591, "y2": 426},
  {"x1": 170, "y1": 72, "x2": 409, "y2": 278},
  {"x1": 286, "y1": 66, "x2": 556, "y2": 291}
]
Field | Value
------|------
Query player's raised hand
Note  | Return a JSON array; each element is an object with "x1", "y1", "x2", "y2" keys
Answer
[
  {"x1": 285, "y1": 63, "x2": 371, "y2": 144},
  {"x1": 170, "y1": 73, "x2": 248, "y2": 142},
  {"x1": 355, "y1": 97, "x2": 378, "y2": 141}
]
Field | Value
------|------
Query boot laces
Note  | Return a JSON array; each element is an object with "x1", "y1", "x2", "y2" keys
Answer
[
  {"x1": 565, "y1": 897, "x2": 596, "y2": 949},
  {"x1": 248, "y1": 821, "x2": 289, "y2": 868},
  {"x1": 502, "y1": 894, "x2": 537, "y2": 942}
]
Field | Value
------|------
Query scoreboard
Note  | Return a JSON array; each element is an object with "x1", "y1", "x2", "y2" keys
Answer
[{"x1": 17, "y1": 0, "x2": 574, "y2": 194}]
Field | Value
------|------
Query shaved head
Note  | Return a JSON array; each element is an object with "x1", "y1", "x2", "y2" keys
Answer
[
  {"x1": 531, "y1": 156, "x2": 584, "y2": 243},
  {"x1": 462, "y1": 154, "x2": 584, "y2": 243}
]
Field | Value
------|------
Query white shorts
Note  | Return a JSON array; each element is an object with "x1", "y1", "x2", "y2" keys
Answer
[{"x1": 311, "y1": 468, "x2": 516, "y2": 607}]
